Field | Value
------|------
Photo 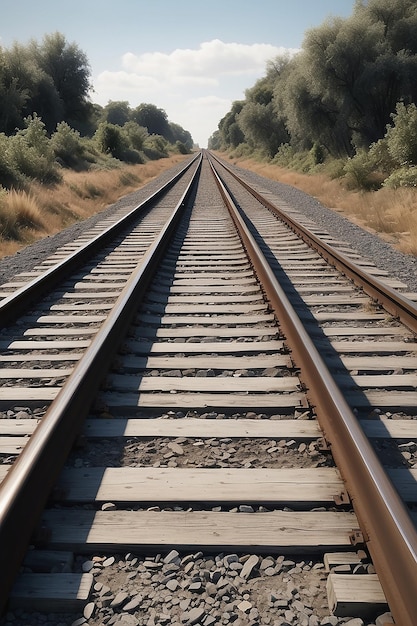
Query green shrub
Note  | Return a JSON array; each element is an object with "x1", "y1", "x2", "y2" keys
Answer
[
  {"x1": 0, "y1": 134, "x2": 22, "y2": 188},
  {"x1": 383, "y1": 166, "x2": 417, "y2": 189},
  {"x1": 386, "y1": 102, "x2": 417, "y2": 166},
  {"x1": 51, "y1": 122, "x2": 87, "y2": 168},
  {"x1": 94, "y1": 122, "x2": 129, "y2": 160},
  {"x1": 175, "y1": 141, "x2": 190, "y2": 155},
  {"x1": 343, "y1": 151, "x2": 376, "y2": 190},
  {"x1": 8, "y1": 134, "x2": 60, "y2": 184},
  {"x1": 143, "y1": 135, "x2": 169, "y2": 159},
  {"x1": 122, "y1": 121, "x2": 148, "y2": 151}
]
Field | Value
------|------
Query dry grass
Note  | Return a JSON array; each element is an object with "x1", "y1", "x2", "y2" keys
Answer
[
  {"x1": 0, "y1": 190, "x2": 48, "y2": 244},
  {"x1": 222, "y1": 154, "x2": 417, "y2": 256},
  {"x1": 0, "y1": 155, "x2": 189, "y2": 258}
]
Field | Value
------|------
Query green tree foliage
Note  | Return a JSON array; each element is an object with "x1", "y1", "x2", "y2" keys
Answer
[
  {"x1": 132, "y1": 104, "x2": 173, "y2": 141},
  {"x1": 216, "y1": 0, "x2": 417, "y2": 163},
  {"x1": 0, "y1": 32, "x2": 194, "y2": 186},
  {"x1": 0, "y1": 33, "x2": 92, "y2": 135},
  {"x1": 169, "y1": 123, "x2": 193, "y2": 150},
  {"x1": 94, "y1": 122, "x2": 129, "y2": 160},
  {"x1": 2, "y1": 115, "x2": 60, "y2": 187},
  {"x1": 218, "y1": 102, "x2": 245, "y2": 148},
  {"x1": 30, "y1": 33, "x2": 92, "y2": 132},
  {"x1": 101, "y1": 101, "x2": 131, "y2": 126},
  {"x1": 122, "y1": 121, "x2": 148, "y2": 151},
  {"x1": 51, "y1": 121, "x2": 87, "y2": 168},
  {"x1": 385, "y1": 101, "x2": 417, "y2": 165}
]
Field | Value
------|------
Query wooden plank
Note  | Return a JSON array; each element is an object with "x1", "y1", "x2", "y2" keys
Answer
[
  {"x1": 146, "y1": 293, "x2": 263, "y2": 304},
  {"x1": 37, "y1": 315, "x2": 107, "y2": 324},
  {"x1": 108, "y1": 374, "x2": 300, "y2": 393},
  {"x1": 23, "y1": 550, "x2": 73, "y2": 573},
  {"x1": 314, "y1": 312, "x2": 386, "y2": 322},
  {"x1": 318, "y1": 341, "x2": 416, "y2": 354},
  {"x1": 51, "y1": 304, "x2": 114, "y2": 311},
  {"x1": 56, "y1": 467, "x2": 342, "y2": 503},
  {"x1": 326, "y1": 573, "x2": 387, "y2": 617},
  {"x1": 83, "y1": 418, "x2": 321, "y2": 439},
  {"x1": 0, "y1": 340, "x2": 90, "y2": 350},
  {"x1": 0, "y1": 419, "x2": 39, "y2": 435},
  {"x1": 297, "y1": 296, "x2": 369, "y2": 305},
  {"x1": 340, "y1": 374, "x2": 417, "y2": 389},
  {"x1": 167, "y1": 285, "x2": 259, "y2": 294},
  {"x1": 24, "y1": 328, "x2": 97, "y2": 336},
  {"x1": 100, "y1": 390, "x2": 306, "y2": 410},
  {"x1": 0, "y1": 368, "x2": 73, "y2": 379},
  {"x1": 0, "y1": 387, "x2": 58, "y2": 404},
  {"x1": 169, "y1": 270, "x2": 255, "y2": 279},
  {"x1": 136, "y1": 313, "x2": 275, "y2": 325},
  {"x1": 336, "y1": 356, "x2": 417, "y2": 371},
  {"x1": 324, "y1": 552, "x2": 365, "y2": 571},
  {"x1": 360, "y1": 419, "x2": 417, "y2": 439},
  {"x1": 0, "y1": 353, "x2": 83, "y2": 362},
  {"x1": 9, "y1": 573, "x2": 93, "y2": 611},
  {"x1": 43, "y1": 509, "x2": 357, "y2": 552},
  {"x1": 141, "y1": 303, "x2": 267, "y2": 314},
  {"x1": 0, "y1": 436, "x2": 29, "y2": 453},
  {"x1": 127, "y1": 339, "x2": 284, "y2": 354},
  {"x1": 170, "y1": 277, "x2": 256, "y2": 286},
  {"x1": 121, "y1": 354, "x2": 291, "y2": 370},
  {"x1": 135, "y1": 326, "x2": 278, "y2": 338},
  {"x1": 345, "y1": 390, "x2": 417, "y2": 409},
  {"x1": 323, "y1": 327, "x2": 408, "y2": 337}
]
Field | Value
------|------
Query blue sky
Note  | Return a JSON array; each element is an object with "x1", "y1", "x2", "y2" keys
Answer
[{"x1": 1, "y1": 0, "x2": 356, "y2": 146}]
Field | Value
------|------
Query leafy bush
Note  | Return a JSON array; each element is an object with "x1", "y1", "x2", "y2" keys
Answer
[
  {"x1": 343, "y1": 151, "x2": 377, "y2": 190},
  {"x1": 0, "y1": 134, "x2": 22, "y2": 188},
  {"x1": 3, "y1": 116, "x2": 60, "y2": 186},
  {"x1": 122, "y1": 121, "x2": 148, "y2": 151},
  {"x1": 8, "y1": 135, "x2": 60, "y2": 184},
  {"x1": 175, "y1": 141, "x2": 190, "y2": 155},
  {"x1": 143, "y1": 135, "x2": 169, "y2": 160},
  {"x1": 51, "y1": 121, "x2": 87, "y2": 168},
  {"x1": 383, "y1": 166, "x2": 417, "y2": 189},
  {"x1": 94, "y1": 122, "x2": 129, "y2": 160},
  {"x1": 386, "y1": 102, "x2": 417, "y2": 166}
]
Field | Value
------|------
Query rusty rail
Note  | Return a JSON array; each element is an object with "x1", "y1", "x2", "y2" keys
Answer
[
  {"x1": 209, "y1": 151, "x2": 417, "y2": 335},
  {"x1": 0, "y1": 154, "x2": 199, "y2": 325},
  {"x1": 209, "y1": 156, "x2": 417, "y2": 626},
  {"x1": 0, "y1": 154, "x2": 202, "y2": 614}
]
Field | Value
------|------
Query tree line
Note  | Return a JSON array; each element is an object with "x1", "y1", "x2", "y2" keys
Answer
[
  {"x1": 0, "y1": 32, "x2": 193, "y2": 189},
  {"x1": 209, "y1": 0, "x2": 417, "y2": 189}
]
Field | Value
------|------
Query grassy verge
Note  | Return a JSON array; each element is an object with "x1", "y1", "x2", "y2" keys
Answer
[
  {"x1": 221, "y1": 153, "x2": 417, "y2": 257},
  {"x1": 0, "y1": 155, "x2": 189, "y2": 259}
]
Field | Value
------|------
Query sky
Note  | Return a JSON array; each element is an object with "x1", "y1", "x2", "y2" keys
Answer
[{"x1": 0, "y1": 0, "x2": 356, "y2": 147}]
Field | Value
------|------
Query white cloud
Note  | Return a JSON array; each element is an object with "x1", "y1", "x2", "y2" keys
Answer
[{"x1": 93, "y1": 39, "x2": 299, "y2": 146}]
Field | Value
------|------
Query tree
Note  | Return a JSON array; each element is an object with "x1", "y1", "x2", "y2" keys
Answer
[
  {"x1": 30, "y1": 32, "x2": 92, "y2": 132},
  {"x1": 101, "y1": 101, "x2": 131, "y2": 126},
  {"x1": 132, "y1": 104, "x2": 173, "y2": 141},
  {"x1": 94, "y1": 122, "x2": 128, "y2": 160},
  {"x1": 218, "y1": 102, "x2": 245, "y2": 148},
  {"x1": 385, "y1": 101, "x2": 417, "y2": 165},
  {"x1": 169, "y1": 122, "x2": 193, "y2": 150}
]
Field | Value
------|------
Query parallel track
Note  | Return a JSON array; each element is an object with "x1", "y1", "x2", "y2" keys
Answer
[{"x1": 0, "y1": 151, "x2": 416, "y2": 625}]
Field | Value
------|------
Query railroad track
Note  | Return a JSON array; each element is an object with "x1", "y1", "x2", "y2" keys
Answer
[{"x1": 0, "y1": 151, "x2": 416, "y2": 626}]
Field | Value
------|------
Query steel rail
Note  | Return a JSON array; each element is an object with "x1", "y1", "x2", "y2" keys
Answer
[
  {"x1": 209, "y1": 158, "x2": 417, "y2": 626},
  {"x1": 0, "y1": 154, "x2": 199, "y2": 326},
  {"x1": 208, "y1": 151, "x2": 417, "y2": 335},
  {"x1": 0, "y1": 153, "x2": 202, "y2": 614}
]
